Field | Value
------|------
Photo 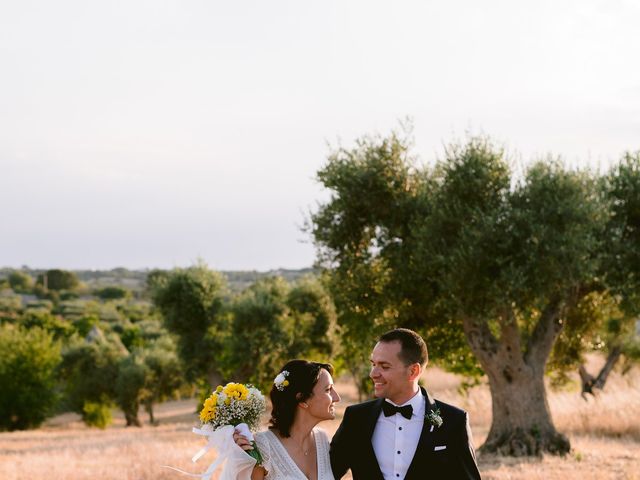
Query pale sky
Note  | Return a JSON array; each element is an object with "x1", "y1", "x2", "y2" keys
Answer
[{"x1": 1, "y1": 0, "x2": 639, "y2": 270}]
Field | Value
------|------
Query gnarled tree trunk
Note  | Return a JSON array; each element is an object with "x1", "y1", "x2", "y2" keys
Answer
[
  {"x1": 463, "y1": 302, "x2": 571, "y2": 456},
  {"x1": 124, "y1": 409, "x2": 142, "y2": 427},
  {"x1": 482, "y1": 360, "x2": 569, "y2": 455},
  {"x1": 120, "y1": 398, "x2": 142, "y2": 427},
  {"x1": 144, "y1": 399, "x2": 156, "y2": 425}
]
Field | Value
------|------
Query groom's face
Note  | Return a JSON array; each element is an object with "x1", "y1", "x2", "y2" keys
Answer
[{"x1": 369, "y1": 340, "x2": 415, "y2": 403}]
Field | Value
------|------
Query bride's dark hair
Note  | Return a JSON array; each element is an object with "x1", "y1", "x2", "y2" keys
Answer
[{"x1": 269, "y1": 359, "x2": 333, "y2": 437}]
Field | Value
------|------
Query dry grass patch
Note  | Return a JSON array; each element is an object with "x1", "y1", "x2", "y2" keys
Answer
[
  {"x1": 479, "y1": 436, "x2": 640, "y2": 480},
  {"x1": 1, "y1": 359, "x2": 638, "y2": 480}
]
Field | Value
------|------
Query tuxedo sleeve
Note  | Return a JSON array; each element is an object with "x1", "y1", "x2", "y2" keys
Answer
[
  {"x1": 329, "y1": 406, "x2": 352, "y2": 479},
  {"x1": 455, "y1": 412, "x2": 482, "y2": 480}
]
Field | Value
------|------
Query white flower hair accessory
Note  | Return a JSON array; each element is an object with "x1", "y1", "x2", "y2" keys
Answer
[{"x1": 274, "y1": 370, "x2": 290, "y2": 391}]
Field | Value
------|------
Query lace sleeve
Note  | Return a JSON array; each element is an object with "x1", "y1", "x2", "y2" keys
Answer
[
  {"x1": 314, "y1": 427, "x2": 329, "y2": 445},
  {"x1": 313, "y1": 427, "x2": 335, "y2": 480},
  {"x1": 254, "y1": 431, "x2": 274, "y2": 477}
]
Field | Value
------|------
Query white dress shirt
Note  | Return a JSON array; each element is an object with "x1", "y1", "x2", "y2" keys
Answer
[{"x1": 372, "y1": 390, "x2": 425, "y2": 480}]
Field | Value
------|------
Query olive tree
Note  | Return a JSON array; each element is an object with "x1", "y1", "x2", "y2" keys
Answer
[
  {"x1": 311, "y1": 131, "x2": 610, "y2": 455},
  {"x1": 58, "y1": 333, "x2": 128, "y2": 427},
  {"x1": 225, "y1": 276, "x2": 338, "y2": 391},
  {"x1": 574, "y1": 153, "x2": 640, "y2": 394},
  {"x1": 115, "y1": 337, "x2": 183, "y2": 426},
  {"x1": 151, "y1": 263, "x2": 229, "y2": 387}
]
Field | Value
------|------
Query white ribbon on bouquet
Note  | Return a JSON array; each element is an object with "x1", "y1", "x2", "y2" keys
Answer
[{"x1": 163, "y1": 423, "x2": 257, "y2": 480}]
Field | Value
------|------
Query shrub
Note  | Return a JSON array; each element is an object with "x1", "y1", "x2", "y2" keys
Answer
[
  {"x1": 19, "y1": 310, "x2": 73, "y2": 340},
  {"x1": 0, "y1": 324, "x2": 61, "y2": 430},
  {"x1": 82, "y1": 400, "x2": 112, "y2": 429},
  {"x1": 8, "y1": 271, "x2": 33, "y2": 293},
  {"x1": 94, "y1": 286, "x2": 131, "y2": 300}
]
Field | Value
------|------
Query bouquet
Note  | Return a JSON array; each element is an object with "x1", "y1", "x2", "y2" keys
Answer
[
  {"x1": 199, "y1": 382, "x2": 266, "y2": 465},
  {"x1": 164, "y1": 382, "x2": 266, "y2": 480}
]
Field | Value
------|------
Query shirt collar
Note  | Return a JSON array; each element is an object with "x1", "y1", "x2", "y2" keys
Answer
[{"x1": 384, "y1": 388, "x2": 425, "y2": 417}]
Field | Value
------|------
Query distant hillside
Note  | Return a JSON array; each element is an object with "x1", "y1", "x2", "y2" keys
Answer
[
  {"x1": 0, "y1": 267, "x2": 316, "y2": 293},
  {"x1": 221, "y1": 268, "x2": 317, "y2": 292}
]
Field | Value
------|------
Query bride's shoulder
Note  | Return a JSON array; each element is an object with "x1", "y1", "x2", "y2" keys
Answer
[
  {"x1": 313, "y1": 427, "x2": 331, "y2": 442},
  {"x1": 255, "y1": 428, "x2": 281, "y2": 450},
  {"x1": 254, "y1": 429, "x2": 275, "y2": 443}
]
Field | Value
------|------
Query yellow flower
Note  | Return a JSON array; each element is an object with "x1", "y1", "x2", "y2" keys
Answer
[
  {"x1": 215, "y1": 385, "x2": 223, "y2": 393},
  {"x1": 283, "y1": 380, "x2": 289, "y2": 387},
  {"x1": 200, "y1": 408, "x2": 213, "y2": 422},
  {"x1": 223, "y1": 383, "x2": 249, "y2": 401},
  {"x1": 199, "y1": 394, "x2": 218, "y2": 422}
]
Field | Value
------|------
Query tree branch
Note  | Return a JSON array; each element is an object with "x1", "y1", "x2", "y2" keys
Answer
[
  {"x1": 524, "y1": 285, "x2": 594, "y2": 371},
  {"x1": 462, "y1": 315, "x2": 500, "y2": 366},
  {"x1": 524, "y1": 296, "x2": 564, "y2": 372},
  {"x1": 594, "y1": 345, "x2": 623, "y2": 389},
  {"x1": 579, "y1": 345, "x2": 623, "y2": 399},
  {"x1": 498, "y1": 307, "x2": 523, "y2": 355}
]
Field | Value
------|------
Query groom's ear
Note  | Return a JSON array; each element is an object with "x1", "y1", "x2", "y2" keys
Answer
[{"x1": 408, "y1": 363, "x2": 421, "y2": 381}]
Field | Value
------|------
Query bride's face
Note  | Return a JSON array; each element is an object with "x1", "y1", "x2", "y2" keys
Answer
[{"x1": 305, "y1": 369, "x2": 341, "y2": 420}]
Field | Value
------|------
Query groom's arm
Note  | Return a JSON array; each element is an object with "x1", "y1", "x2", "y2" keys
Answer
[
  {"x1": 454, "y1": 412, "x2": 482, "y2": 480},
  {"x1": 329, "y1": 406, "x2": 353, "y2": 479}
]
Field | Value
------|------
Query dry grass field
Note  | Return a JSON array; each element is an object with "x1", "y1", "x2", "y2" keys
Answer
[{"x1": 1, "y1": 355, "x2": 638, "y2": 480}]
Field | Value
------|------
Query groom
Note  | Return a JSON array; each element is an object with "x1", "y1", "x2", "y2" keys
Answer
[{"x1": 330, "y1": 328, "x2": 481, "y2": 480}]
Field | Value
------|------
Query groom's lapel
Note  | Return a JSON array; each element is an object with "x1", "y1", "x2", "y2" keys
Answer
[
  {"x1": 365, "y1": 398, "x2": 385, "y2": 479},
  {"x1": 404, "y1": 387, "x2": 438, "y2": 479}
]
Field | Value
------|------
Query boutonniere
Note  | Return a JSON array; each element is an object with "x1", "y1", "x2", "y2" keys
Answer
[{"x1": 425, "y1": 408, "x2": 443, "y2": 431}]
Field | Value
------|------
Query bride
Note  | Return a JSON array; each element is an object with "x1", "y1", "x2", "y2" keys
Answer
[{"x1": 234, "y1": 359, "x2": 340, "y2": 480}]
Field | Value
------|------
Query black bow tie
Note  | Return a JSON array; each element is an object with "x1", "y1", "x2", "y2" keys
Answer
[{"x1": 382, "y1": 402, "x2": 413, "y2": 419}]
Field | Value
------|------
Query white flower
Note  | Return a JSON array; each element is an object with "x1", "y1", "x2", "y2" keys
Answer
[
  {"x1": 248, "y1": 387, "x2": 263, "y2": 400},
  {"x1": 273, "y1": 370, "x2": 290, "y2": 391},
  {"x1": 217, "y1": 392, "x2": 227, "y2": 406}
]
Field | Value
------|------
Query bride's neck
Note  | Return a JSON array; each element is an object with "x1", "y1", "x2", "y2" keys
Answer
[{"x1": 283, "y1": 412, "x2": 317, "y2": 442}]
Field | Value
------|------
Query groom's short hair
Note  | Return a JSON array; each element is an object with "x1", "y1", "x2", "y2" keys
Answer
[{"x1": 379, "y1": 328, "x2": 428, "y2": 367}]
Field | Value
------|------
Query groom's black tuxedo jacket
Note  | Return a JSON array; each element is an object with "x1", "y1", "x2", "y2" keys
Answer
[{"x1": 330, "y1": 387, "x2": 481, "y2": 480}]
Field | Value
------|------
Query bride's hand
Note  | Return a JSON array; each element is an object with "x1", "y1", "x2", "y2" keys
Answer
[
  {"x1": 233, "y1": 429, "x2": 266, "y2": 480},
  {"x1": 232, "y1": 429, "x2": 254, "y2": 451}
]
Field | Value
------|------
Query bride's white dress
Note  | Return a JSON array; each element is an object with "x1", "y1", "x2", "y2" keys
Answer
[{"x1": 254, "y1": 428, "x2": 335, "y2": 480}]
